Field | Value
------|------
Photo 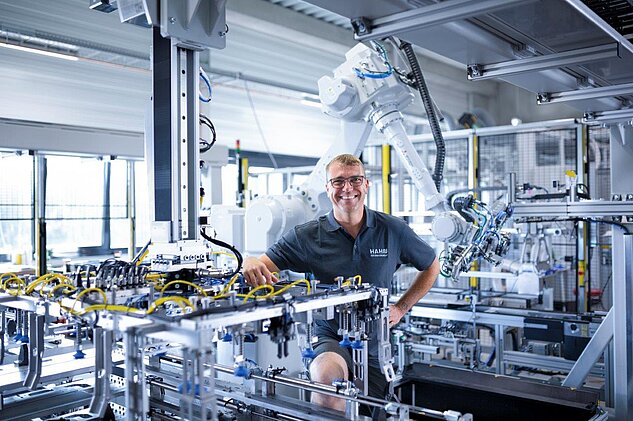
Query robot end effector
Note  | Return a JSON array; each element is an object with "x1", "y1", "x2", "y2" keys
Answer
[{"x1": 318, "y1": 42, "x2": 513, "y2": 280}]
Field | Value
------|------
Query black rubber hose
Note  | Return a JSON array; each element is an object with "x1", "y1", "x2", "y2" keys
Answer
[
  {"x1": 199, "y1": 229, "x2": 243, "y2": 278},
  {"x1": 446, "y1": 186, "x2": 507, "y2": 208},
  {"x1": 399, "y1": 41, "x2": 445, "y2": 191},
  {"x1": 452, "y1": 196, "x2": 475, "y2": 223}
]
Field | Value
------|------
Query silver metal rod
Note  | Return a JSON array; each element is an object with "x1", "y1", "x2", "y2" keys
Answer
[
  {"x1": 158, "y1": 356, "x2": 450, "y2": 419},
  {"x1": 539, "y1": 82, "x2": 633, "y2": 105},
  {"x1": 213, "y1": 363, "x2": 447, "y2": 418},
  {"x1": 583, "y1": 109, "x2": 633, "y2": 124},
  {"x1": 508, "y1": 172, "x2": 516, "y2": 203},
  {"x1": 469, "y1": 43, "x2": 619, "y2": 81}
]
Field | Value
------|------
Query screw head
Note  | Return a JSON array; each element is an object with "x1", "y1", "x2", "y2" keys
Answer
[{"x1": 169, "y1": 17, "x2": 176, "y2": 24}]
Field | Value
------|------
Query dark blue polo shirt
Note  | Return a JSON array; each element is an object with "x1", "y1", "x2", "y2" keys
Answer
[
  {"x1": 266, "y1": 207, "x2": 436, "y2": 368},
  {"x1": 266, "y1": 206, "x2": 435, "y2": 288}
]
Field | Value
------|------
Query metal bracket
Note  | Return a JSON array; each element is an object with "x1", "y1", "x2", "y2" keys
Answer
[
  {"x1": 88, "y1": 328, "x2": 114, "y2": 417},
  {"x1": 23, "y1": 313, "x2": 45, "y2": 390},
  {"x1": 159, "y1": 0, "x2": 227, "y2": 50}
]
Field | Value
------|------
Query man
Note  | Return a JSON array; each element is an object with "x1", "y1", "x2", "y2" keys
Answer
[{"x1": 243, "y1": 153, "x2": 439, "y2": 412}]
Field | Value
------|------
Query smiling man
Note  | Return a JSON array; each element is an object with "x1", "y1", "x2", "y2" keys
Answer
[{"x1": 243, "y1": 153, "x2": 439, "y2": 413}]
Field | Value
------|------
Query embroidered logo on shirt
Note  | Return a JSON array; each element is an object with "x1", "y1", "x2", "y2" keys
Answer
[{"x1": 369, "y1": 248, "x2": 388, "y2": 257}]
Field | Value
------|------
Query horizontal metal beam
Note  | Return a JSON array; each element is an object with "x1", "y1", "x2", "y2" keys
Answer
[
  {"x1": 0, "y1": 118, "x2": 144, "y2": 158},
  {"x1": 468, "y1": 43, "x2": 620, "y2": 81},
  {"x1": 512, "y1": 200, "x2": 633, "y2": 218},
  {"x1": 538, "y1": 82, "x2": 633, "y2": 105},
  {"x1": 354, "y1": 0, "x2": 529, "y2": 41},
  {"x1": 583, "y1": 109, "x2": 633, "y2": 124},
  {"x1": 409, "y1": 304, "x2": 525, "y2": 327},
  {"x1": 504, "y1": 351, "x2": 605, "y2": 376}
]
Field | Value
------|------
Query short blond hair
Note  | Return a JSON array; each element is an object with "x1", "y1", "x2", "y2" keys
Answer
[{"x1": 325, "y1": 154, "x2": 365, "y2": 178}]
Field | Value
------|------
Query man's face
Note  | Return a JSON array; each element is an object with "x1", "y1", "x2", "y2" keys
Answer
[{"x1": 326, "y1": 163, "x2": 368, "y2": 216}]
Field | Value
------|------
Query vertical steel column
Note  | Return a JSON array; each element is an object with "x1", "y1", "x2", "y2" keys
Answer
[
  {"x1": 180, "y1": 348, "x2": 195, "y2": 420},
  {"x1": 576, "y1": 124, "x2": 588, "y2": 312},
  {"x1": 127, "y1": 160, "x2": 136, "y2": 259},
  {"x1": 612, "y1": 231, "x2": 633, "y2": 419},
  {"x1": 608, "y1": 123, "x2": 633, "y2": 418},
  {"x1": 198, "y1": 347, "x2": 216, "y2": 421},
  {"x1": 125, "y1": 327, "x2": 147, "y2": 421},
  {"x1": 178, "y1": 47, "x2": 201, "y2": 240},
  {"x1": 382, "y1": 144, "x2": 391, "y2": 214},
  {"x1": 238, "y1": 157, "x2": 249, "y2": 208},
  {"x1": 494, "y1": 323, "x2": 505, "y2": 375},
  {"x1": 102, "y1": 161, "x2": 112, "y2": 251},
  {"x1": 469, "y1": 134, "x2": 479, "y2": 289},
  {"x1": 151, "y1": 27, "x2": 200, "y2": 242},
  {"x1": 33, "y1": 154, "x2": 46, "y2": 276}
]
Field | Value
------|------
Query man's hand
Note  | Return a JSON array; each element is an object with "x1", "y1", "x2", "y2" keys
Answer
[
  {"x1": 243, "y1": 256, "x2": 279, "y2": 286},
  {"x1": 388, "y1": 304, "x2": 407, "y2": 328}
]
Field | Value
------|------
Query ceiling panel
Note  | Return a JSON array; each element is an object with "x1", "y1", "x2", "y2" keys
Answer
[{"x1": 0, "y1": 0, "x2": 516, "y2": 159}]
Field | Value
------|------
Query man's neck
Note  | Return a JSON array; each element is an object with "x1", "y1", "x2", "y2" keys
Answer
[{"x1": 333, "y1": 207, "x2": 365, "y2": 238}]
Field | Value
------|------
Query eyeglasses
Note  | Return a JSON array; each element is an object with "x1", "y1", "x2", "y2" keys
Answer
[{"x1": 328, "y1": 175, "x2": 366, "y2": 188}]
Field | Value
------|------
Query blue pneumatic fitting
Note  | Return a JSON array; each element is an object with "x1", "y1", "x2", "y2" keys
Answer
[
  {"x1": 13, "y1": 333, "x2": 21, "y2": 341},
  {"x1": 177, "y1": 382, "x2": 202, "y2": 395},
  {"x1": 18, "y1": 335, "x2": 29, "y2": 344},
  {"x1": 339, "y1": 334, "x2": 352, "y2": 348},
  {"x1": 233, "y1": 364, "x2": 249, "y2": 378},
  {"x1": 74, "y1": 349, "x2": 86, "y2": 359},
  {"x1": 301, "y1": 348, "x2": 316, "y2": 359},
  {"x1": 222, "y1": 332, "x2": 233, "y2": 342},
  {"x1": 351, "y1": 339, "x2": 364, "y2": 350}
]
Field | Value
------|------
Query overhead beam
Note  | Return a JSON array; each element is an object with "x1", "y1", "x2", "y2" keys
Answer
[
  {"x1": 468, "y1": 43, "x2": 620, "y2": 81},
  {"x1": 565, "y1": 0, "x2": 633, "y2": 56},
  {"x1": 583, "y1": 109, "x2": 633, "y2": 124},
  {"x1": 538, "y1": 82, "x2": 633, "y2": 104},
  {"x1": 0, "y1": 118, "x2": 143, "y2": 158},
  {"x1": 353, "y1": 0, "x2": 530, "y2": 41}
]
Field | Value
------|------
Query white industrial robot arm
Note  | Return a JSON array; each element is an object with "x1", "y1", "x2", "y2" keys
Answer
[
  {"x1": 246, "y1": 42, "x2": 512, "y2": 280},
  {"x1": 318, "y1": 42, "x2": 512, "y2": 280}
]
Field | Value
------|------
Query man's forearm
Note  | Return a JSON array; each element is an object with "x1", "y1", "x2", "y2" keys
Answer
[{"x1": 395, "y1": 258, "x2": 440, "y2": 313}]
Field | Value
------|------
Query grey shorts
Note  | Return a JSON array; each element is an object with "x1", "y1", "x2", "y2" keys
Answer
[{"x1": 311, "y1": 336, "x2": 389, "y2": 400}]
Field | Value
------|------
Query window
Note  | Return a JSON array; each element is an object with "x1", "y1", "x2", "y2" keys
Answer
[{"x1": 0, "y1": 152, "x2": 33, "y2": 264}]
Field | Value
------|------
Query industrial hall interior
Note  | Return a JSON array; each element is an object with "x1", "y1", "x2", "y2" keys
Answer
[{"x1": 0, "y1": 0, "x2": 632, "y2": 420}]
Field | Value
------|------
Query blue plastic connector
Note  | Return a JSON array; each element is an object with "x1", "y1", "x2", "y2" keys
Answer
[
  {"x1": 233, "y1": 365, "x2": 249, "y2": 378},
  {"x1": 351, "y1": 339, "x2": 364, "y2": 350},
  {"x1": 301, "y1": 348, "x2": 316, "y2": 359},
  {"x1": 222, "y1": 332, "x2": 233, "y2": 342},
  {"x1": 18, "y1": 335, "x2": 29, "y2": 344},
  {"x1": 178, "y1": 381, "x2": 202, "y2": 395},
  {"x1": 74, "y1": 349, "x2": 86, "y2": 359},
  {"x1": 339, "y1": 334, "x2": 352, "y2": 348}
]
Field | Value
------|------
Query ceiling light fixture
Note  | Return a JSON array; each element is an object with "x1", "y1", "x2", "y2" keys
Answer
[{"x1": 0, "y1": 41, "x2": 78, "y2": 61}]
